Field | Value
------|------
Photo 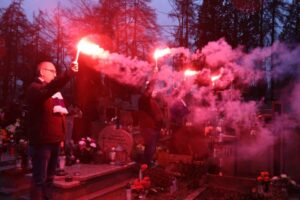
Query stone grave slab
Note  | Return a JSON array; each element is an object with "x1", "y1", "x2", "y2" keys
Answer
[
  {"x1": 53, "y1": 162, "x2": 135, "y2": 189},
  {"x1": 97, "y1": 125, "x2": 133, "y2": 154}
]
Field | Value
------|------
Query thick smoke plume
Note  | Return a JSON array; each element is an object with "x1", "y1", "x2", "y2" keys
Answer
[{"x1": 80, "y1": 36, "x2": 300, "y2": 167}]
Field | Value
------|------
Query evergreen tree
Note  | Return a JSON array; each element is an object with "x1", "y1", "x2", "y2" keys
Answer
[
  {"x1": 194, "y1": 0, "x2": 224, "y2": 49},
  {"x1": 169, "y1": 0, "x2": 197, "y2": 48},
  {"x1": 233, "y1": 0, "x2": 263, "y2": 49},
  {"x1": 280, "y1": 0, "x2": 300, "y2": 44},
  {"x1": 0, "y1": 0, "x2": 32, "y2": 102},
  {"x1": 263, "y1": 0, "x2": 288, "y2": 46},
  {"x1": 194, "y1": 0, "x2": 264, "y2": 50}
]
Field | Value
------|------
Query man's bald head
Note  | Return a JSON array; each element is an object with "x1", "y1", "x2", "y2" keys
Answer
[{"x1": 37, "y1": 61, "x2": 57, "y2": 83}]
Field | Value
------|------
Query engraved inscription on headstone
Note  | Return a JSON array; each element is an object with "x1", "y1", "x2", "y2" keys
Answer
[{"x1": 98, "y1": 125, "x2": 133, "y2": 154}]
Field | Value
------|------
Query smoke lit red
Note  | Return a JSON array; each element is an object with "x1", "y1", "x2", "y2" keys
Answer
[{"x1": 72, "y1": 36, "x2": 300, "y2": 181}]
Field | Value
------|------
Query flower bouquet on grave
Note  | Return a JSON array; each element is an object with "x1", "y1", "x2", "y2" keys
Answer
[
  {"x1": 271, "y1": 174, "x2": 299, "y2": 196},
  {"x1": 77, "y1": 137, "x2": 98, "y2": 164},
  {"x1": 131, "y1": 164, "x2": 151, "y2": 199},
  {"x1": 5, "y1": 118, "x2": 25, "y2": 156},
  {"x1": 257, "y1": 171, "x2": 270, "y2": 193},
  {"x1": 5, "y1": 124, "x2": 17, "y2": 156}
]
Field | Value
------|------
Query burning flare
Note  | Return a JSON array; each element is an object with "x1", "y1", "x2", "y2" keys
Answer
[
  {"x1": 211, "y1": 74, "x2": 221, "y2": 82},
  {"x1": 153, "y1": 47, "x2": 171, "y2": 72},
  {"x1": 184, "y1": 69, "x2": 199, "y2": 77},
  {"x1": 75, "y1": 38, "x2": 109, "y2": 62},
  {"x1": 153, "y1": 48, "x2": 171, "y2": 60},
  {"x1": 211, "y1": 74, "x2": 222, "y2": 86}
]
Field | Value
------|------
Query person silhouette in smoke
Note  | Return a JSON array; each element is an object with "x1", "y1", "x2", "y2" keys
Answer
[
  {"x1": 138, "y1": 80, "x2": 163, "y2": 166},
  {"x1": 169, "y1": 96, "x2": 190, "y2": 153},
  {"x1": 25, "y1": 61, "x2": 78, "y2": 200},
  {"x1": 170, "y1": 98, "x2": 190, "y2": 129}
]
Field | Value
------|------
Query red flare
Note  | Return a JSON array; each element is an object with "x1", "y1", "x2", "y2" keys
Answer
[
  {"x1": 211, "y1": 74, "x2": 221, "y2": 82},
  {"x1": 75, "y1": 38, "x2": 108, "y2": 62},
  {"x1": 184, "y1": 69, "x2": 199, "y2": 77},
  {"x1": 153, "y1": 48, "x2": 171, "y2": 60}
]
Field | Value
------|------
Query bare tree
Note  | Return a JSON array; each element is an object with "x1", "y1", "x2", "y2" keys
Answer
[{"x1": 63, "y1": 0, "x2": 159, "y2": 59}]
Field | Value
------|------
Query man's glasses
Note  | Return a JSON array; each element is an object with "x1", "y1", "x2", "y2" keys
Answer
[{"x1": 43, "y1": 68, "x2": 56, "y2": 74}]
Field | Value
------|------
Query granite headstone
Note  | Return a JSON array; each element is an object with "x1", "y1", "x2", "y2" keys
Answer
[{"x1": 97, "y1": 125, "x2": 133, "y2": 155}]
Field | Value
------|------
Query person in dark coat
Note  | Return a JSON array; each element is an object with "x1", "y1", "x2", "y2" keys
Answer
[
  {"x1": 25, "y1": 61, "x2": 78, "y2": 200},
  {"x1": 138, "y1": 81, "x2": 163, "y2": 166}
]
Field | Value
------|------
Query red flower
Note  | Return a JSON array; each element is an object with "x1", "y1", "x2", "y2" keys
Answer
[
  {"x1": 257, "y1": 171, "x2": 271, "y2": 184},
  {"x1": 0, "y1": 129, "x2": 8, "y2": 140},
  {"x1": 131, "y1": 176, "x2": 151, "y2": 191},
  {"x1": 132, "y1": 179, "x2": 144, "y2": 191},
  {"x1": 260, "y1": 171, "x2": 269, "y2": 177},
  {"x1": 141, "y1": 164, "x2": 148, "y2": 171},
  {"x1": 264, "y1": 176, "x2": 270, "y2": 182},
  {"x1": 257, "y1": 176, "x2": 263, "y2": 182},
  {"x1": 141, "y1": 176, "x2": 151, "y2": 188},
  {"x1": 133, "y1": 178, "x2": 140, "y2": 185},
  {"x1": 132, "y1": 183, "x2": 143, "y2": 191}
]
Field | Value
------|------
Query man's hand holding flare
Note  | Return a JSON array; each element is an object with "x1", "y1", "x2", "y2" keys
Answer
[{"x1": 69, "y1": 61, "x2": 79, "y2": 75}]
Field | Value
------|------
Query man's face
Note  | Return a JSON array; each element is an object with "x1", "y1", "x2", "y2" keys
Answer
[{"x1": 40, "y1": 62, "x2": 56, "y2": 83}]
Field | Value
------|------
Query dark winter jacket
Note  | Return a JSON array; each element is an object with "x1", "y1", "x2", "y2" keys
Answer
[
  {"x1": 138, "y1": 94, "x2": 163, "y2": 130},
  {"x1": 25, "y1": 71, "x2": 73, "y2": 145}
]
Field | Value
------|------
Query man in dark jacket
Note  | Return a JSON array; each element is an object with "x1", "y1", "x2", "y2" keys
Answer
[
  {"x1": 138, "y1": 81, "x2": 163, "y2": 166},
  {"x1": 26, "y1": 61, "x2": 78, "y2": 200}
]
